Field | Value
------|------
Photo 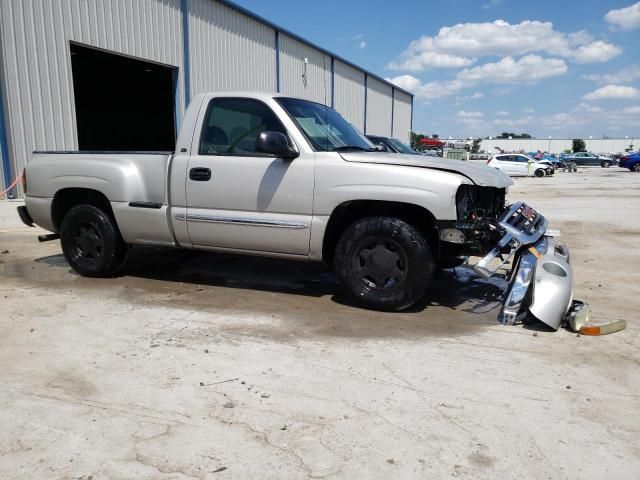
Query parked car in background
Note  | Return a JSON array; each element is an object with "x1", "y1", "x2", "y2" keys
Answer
[
  {"x1": 366, "y1": 135, "x2": 418, "y2": 155},
  {"x1": 487, "y1": 154, "x2": 552, "y2": 177},
  {"x1": 543, "y1": 155, "x2": 566, "y2": 170},
  {"x1": 619, "y1": 152, "x2": 640, "y2": 172},
  {"x1": 563, "y1": 151, "x2": 615, "y2": 167},
  {"x1": 419, "y1": 137, "x2": 445, "y2": 150},
  {"x1": 447, "y1": 139, "x2": 472, "y2": 150}
]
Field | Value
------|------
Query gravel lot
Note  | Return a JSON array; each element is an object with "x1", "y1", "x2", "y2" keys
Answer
[{"x1": 1, "y1": 167, "x2": 638, "y2": 479}]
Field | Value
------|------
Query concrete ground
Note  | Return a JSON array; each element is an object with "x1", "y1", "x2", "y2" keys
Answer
[{"x1": 1, "y1": 167, "x2": 638, "y2": 479}]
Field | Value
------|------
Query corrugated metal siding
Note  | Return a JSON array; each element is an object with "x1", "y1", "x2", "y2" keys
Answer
[
  {"x1": 0, "y1": 0, "x2": 183, "y2": 183},
  {"x1": 393, "y1": 90, "x2": 411, "y2": 144},
  {"x1": 189, "y1": 0, "x2": 276, "y2": 95},
  {"x1": 365, "y1": 76, "x2": 392, "y2": 136},
  {"x1": 333, "y1": 60, "x2": 365, "y2": 132},
  {"x1": 0, "y1": 0, "x2": 413, "y2": 193},
  {"x1": 279, "y1": 33, "x2": 331, "y2": 104}
]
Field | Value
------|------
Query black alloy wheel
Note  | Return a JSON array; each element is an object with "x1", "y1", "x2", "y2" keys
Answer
[
  {"x1": 334, "y1": 217, "x2": 434, "y2": 311},
  {"x1": 60, "y1": 204, "x2": 128, "y2": 277},
  {"x1": 351, "y1": 236, "x2": 408, "y2": 292}
]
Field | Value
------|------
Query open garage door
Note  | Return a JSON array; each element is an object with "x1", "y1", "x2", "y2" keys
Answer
[{"x1": 70, "y1": 43, "x2": 176, "y2": 151}]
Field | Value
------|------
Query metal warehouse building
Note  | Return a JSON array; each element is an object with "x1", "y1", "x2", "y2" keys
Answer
[{"x1": 0, "y1": 0, "x2": 413, "y2": 195}]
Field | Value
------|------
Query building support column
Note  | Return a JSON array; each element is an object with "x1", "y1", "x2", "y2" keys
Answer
[{"x1": 275, "y1": 30, "x2": 280, "y2": 93}]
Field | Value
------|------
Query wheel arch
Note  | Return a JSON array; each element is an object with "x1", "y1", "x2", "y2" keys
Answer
[
  {"x1": 51, "y1": 188, "x2": 116, "y2": 232},
  {"x1": 322, "y1": 200, "x2": 439, "y2": 265}
]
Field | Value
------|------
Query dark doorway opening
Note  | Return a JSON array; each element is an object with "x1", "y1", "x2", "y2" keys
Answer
[{"x1": 70, "y1": 43, "x2": 176, "y2": 151}]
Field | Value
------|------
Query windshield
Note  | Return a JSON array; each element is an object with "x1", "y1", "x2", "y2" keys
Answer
[
  {"x1": 386, "y1": 137, "x2": 417, "y2": 155},
  {"x1": 276, "y1": 97, "x2": 374, "y2": 152}
]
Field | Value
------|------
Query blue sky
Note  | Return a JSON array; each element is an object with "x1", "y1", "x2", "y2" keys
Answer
[{"x1": 233, "y1": 0, "x2": 640, "y2": 139}]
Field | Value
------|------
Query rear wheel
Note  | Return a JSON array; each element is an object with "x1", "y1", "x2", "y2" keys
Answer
[
  {"x1": 601, "y1": 160, "x2": 611, "y2": 168},
  {"x1": 334, "y1": 217, "x2": 435, "y2": 311},
  {"x1": 60, "y1": 204, "x2": 128, "y2": 277}
]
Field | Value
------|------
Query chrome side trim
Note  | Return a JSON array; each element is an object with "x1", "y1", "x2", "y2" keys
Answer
[{"x1": 175, "y1": 213, "x2": 308, "y2": 230}]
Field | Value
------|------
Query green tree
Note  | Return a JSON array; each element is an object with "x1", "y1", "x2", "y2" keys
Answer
[
  {"x1": 410, "y1": 131, "x2": 425, "y2": 149},
  {"x1": 471, "y1": 138, "x2": 482, "y2": 153},
  {"x1": 496, "y1": 132, "x2": 533, "y2": 139},
  {"x1": 572, "y1": 139, "x2": 586, "y2": 153}
]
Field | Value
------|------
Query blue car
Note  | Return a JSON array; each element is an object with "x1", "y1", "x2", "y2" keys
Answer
[{"x1": 619, "y1": 152, "x2": 640, "y2": 172}]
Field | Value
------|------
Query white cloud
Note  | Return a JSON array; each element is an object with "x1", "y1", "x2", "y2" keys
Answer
[
  {"x1": 352, "y1": 33, "x2": 364, "y2": 40},
  {"x1": 583, "y1": 85, "x2": 640, "y2": 100},
  {"x1": 456, "y1": 92, "x2": 484, "y2": 102},
  {"x1": 496, "y1": 111, "x2": 510, "y2": 116},
  {"x1": 387, "y1": 20, "x2": 621, "y2": 71},
  {"x1": 457, "y1": 55, "x2": 568, "y2": 84},
  {"x1": 387, "y1": 38, "x2": 474, "y2": 70},
  {"x1": 386, "y1": 75, "x2": 464, "y2": 99},
  {"x1": 582, "y1": 65, "x2": 640, "y2": 85},
  {"x1": 482, "y1": 0, "x2": 502, "y2": 10},
  {"x1": 622, "y1": 106, "x2": 640, "y2": 114},
  {"x1": 457, "y1": 111, "x2": 484, "y2": 118},
  {"x1": 605, "y1": 2, "x2": 640, "y2": 30},
  {"x1": 493, "y1": 116, "x2": 533, "y2": 128},
  {"x1": 387, "y1": 55, "x2": 566, "y2": 100},
  {"x1": 571, "y1": 41, "x2": 622, "y2": 64},
  {"x1": 358, "y1": 40, "x2": 367, "y2": 49},
  {"x1": 539, "y1": 112, "x2": 588, "y2": 130},
  {"x1": 575, "y1": 102, "x2": 603, "y2": 113},
  {"x1": 522, "y1": 108, "x2": 536, "y2": 114}
]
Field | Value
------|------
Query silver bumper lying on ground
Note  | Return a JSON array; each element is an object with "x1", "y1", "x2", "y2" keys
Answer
[
  {"x1": 474, "y1": 202, "x2": 576, "y2": 330},
  {"x1": 502, "y1": 236, "x2": 573, "y2": 329}
]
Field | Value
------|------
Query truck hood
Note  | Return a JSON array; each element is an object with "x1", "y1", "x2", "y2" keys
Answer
[{"x1": 339, "y1": 152, "x2": 513, "y2": 188}]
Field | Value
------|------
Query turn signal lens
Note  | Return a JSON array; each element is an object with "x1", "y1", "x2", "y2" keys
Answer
[{"x1": 579, "y1": 319, "x2": 627, "y2": 336}]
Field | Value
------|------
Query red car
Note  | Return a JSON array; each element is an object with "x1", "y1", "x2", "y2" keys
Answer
[{"x1": 419, "y1": 137, "x2": 445, "y2": 149}]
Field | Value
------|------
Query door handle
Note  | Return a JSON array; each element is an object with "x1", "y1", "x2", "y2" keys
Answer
[{"x1": 189, "y1": 167, "x2": 211, "y2": 181}]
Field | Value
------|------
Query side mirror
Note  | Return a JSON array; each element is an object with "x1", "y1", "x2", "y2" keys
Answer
[{"x1": 255, "y1": 131, "x2": 299, "y2": 159}]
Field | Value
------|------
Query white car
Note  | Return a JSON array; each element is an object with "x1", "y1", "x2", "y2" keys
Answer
[
  {"x1": 487, "y1": 154, "x2": 552, "y2": 177},
  {"x1": 447, "y1": 139, "x2": 472, "y2": 150}
]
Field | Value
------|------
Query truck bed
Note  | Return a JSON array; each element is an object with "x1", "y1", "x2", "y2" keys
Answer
[{"x1": 25, "y1": 150, "x2": 176, "y2": 246}]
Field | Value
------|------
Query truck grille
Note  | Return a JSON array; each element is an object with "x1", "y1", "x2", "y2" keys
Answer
[{"x1": 498, "y1": 202, "x2": 547, "y2": 244}]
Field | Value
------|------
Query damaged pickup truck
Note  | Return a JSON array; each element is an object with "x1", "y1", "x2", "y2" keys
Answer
[{"x1": 18, "y1": 92, "x2": 576, "y2": 329}]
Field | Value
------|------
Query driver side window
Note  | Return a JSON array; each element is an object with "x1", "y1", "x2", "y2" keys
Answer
[{"x1": 199, "y1": 98, "x2": 288, "y2": 156}]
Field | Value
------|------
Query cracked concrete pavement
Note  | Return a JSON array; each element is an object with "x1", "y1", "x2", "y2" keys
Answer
[{"x1": 1, "y1": 167, "x2": 639, "y2": 479}]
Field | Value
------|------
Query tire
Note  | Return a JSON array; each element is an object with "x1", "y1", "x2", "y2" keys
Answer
[
  {"x1": 534, "y1": 169, "x2": 545, "y2": 177},
  {"x1": 333, "y1": 217, "x2": 435, "y2": 311},
  {"x1": 601, "y1": 160, "x2": 611, "y2": 168},
  {"x1": 60, "y1": 204, "x2": 128, "y2": 277},
  {"x1": 633, "y1": 163, "x2": 640, "y2": 172}
]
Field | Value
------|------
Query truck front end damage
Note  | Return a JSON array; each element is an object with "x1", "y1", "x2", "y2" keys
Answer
[
  {"x1": 441, "y1": 187, "x2": 583, "y2": 330},
  {"x1": 472, "y1": 202, "x2": 575, "y2": 329}
]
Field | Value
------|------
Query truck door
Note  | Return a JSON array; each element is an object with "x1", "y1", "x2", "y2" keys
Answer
[{"x1": 184, "y1": 97, "x2": 314, "y2": 256}]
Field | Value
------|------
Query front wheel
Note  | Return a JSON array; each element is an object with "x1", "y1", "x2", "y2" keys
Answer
[
  {"x1": 534, "y1": 169, "x2": 545, "y2": 177},
  {"x1": 60, "y1": 204, "x2": 128, "y2": 277},
  {"x1": 633, "y1": 163, "x2": 640, "y2": 172},
  {"x1": 333, "y1": 217, "x2": 435, "y2": 311}
]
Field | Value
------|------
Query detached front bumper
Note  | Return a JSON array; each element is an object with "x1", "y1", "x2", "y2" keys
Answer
[
  {"x1": 474, "y1": 202, "x2": 576, "y2": 330},
  {"x1": 502, "y1": 236, "x2": 573, "y2": 329}
]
